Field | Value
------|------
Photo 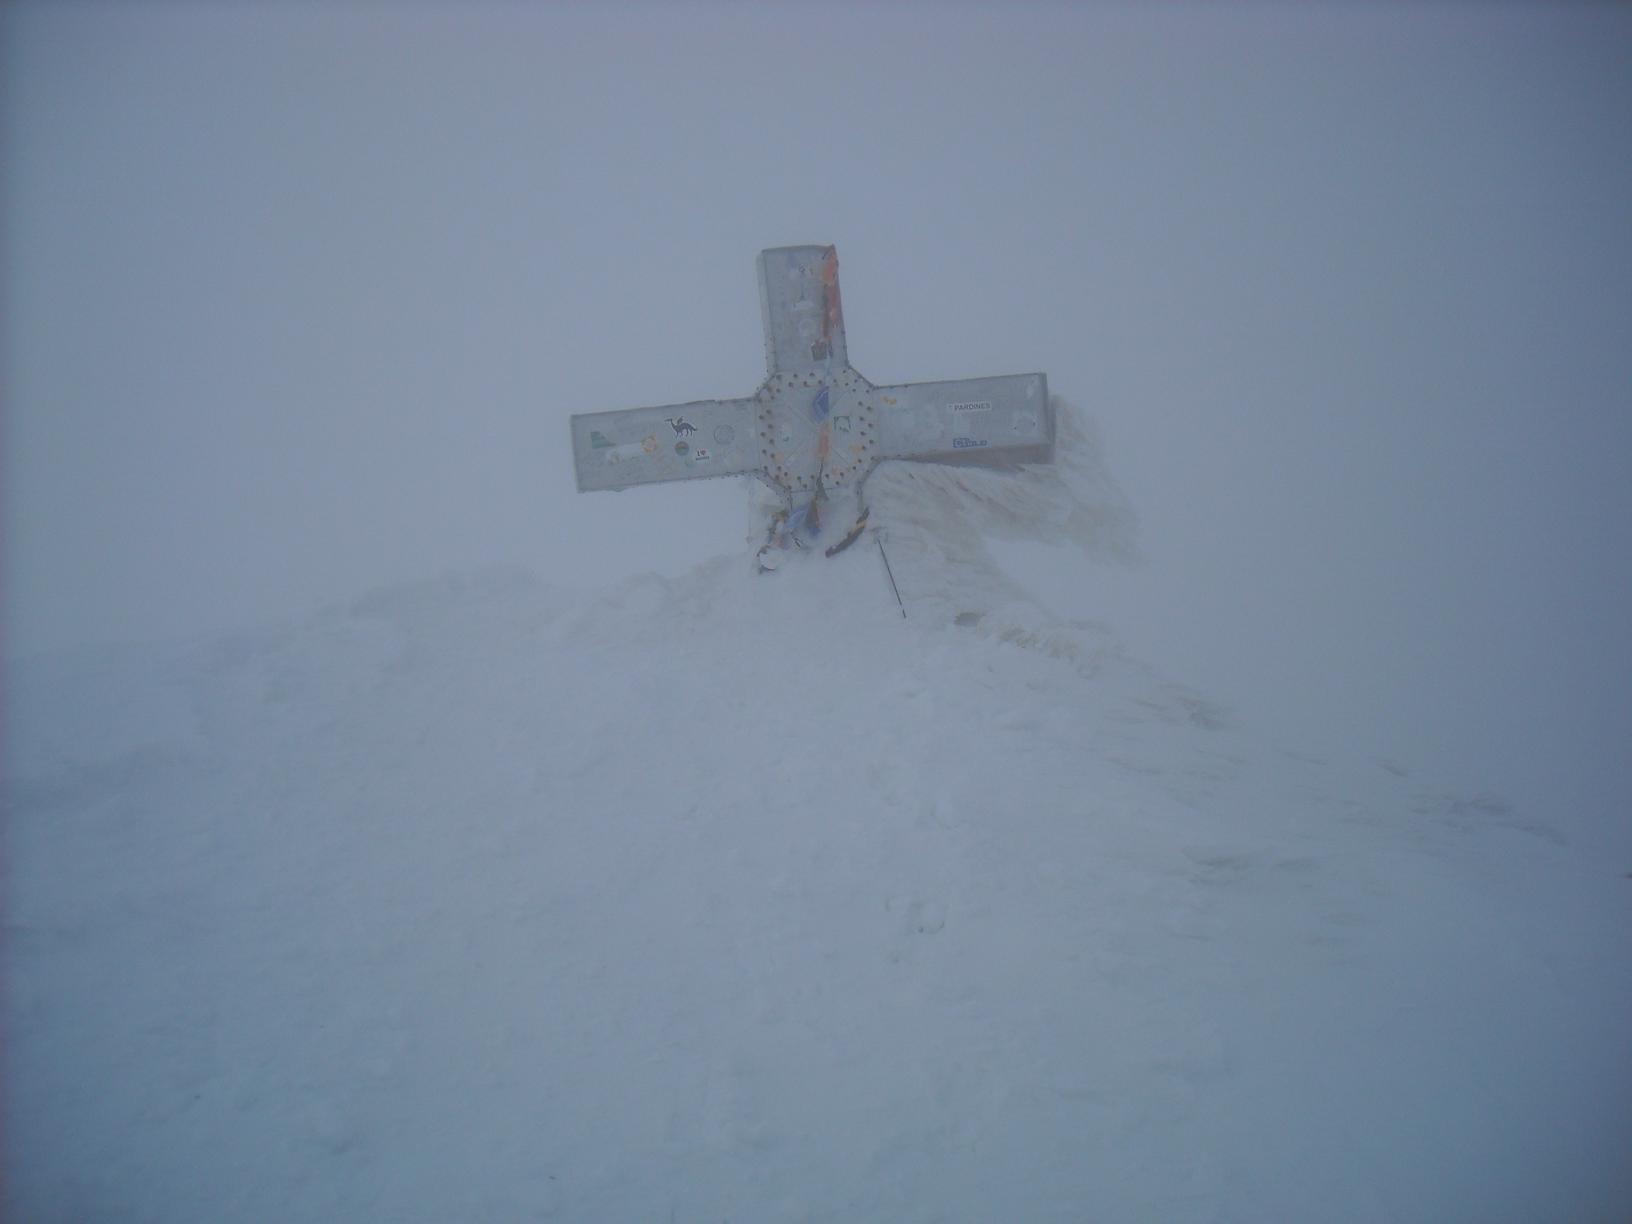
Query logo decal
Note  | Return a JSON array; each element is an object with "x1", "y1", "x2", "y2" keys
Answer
[
  {"x1": 949, "y1": 400, "x2": 992, "y2": 414},
  {"x1": 952, "y1": 436, "x2": 989, "y2": 449},
  {"x1": 693, "y1": 447, "x2": 711, "y2": 462},
  {"x1": 666, "y1": 416, "x2": 697, "y2": 437},
  {"x1": 811, "y1": 386, "x2": 831, "y2": 421},
  {"x1": 834, "y1": 414, "x2": 852, "y2": 433},
  {"x1": 589, "y1": 430, "x2": 614, "y2": 448},
  {"x1": 641, "y1": 435, "x2": 658, "y2": 454},
  {"x1": 714, "y1": 424, "x2": 735, "y2": 445}
]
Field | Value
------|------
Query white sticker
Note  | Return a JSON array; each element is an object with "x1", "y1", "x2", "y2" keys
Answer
[{"x1": 604, "y1": 442, "x2": 648, "y2": 464}]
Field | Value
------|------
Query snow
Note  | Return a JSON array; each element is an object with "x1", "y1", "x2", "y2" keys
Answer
[{"x1": 6, "y1": 408, "x2": 1630, "y2": 1221}]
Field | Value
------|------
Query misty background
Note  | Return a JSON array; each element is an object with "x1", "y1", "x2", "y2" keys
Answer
[{"x1": 4, "y1": 3, "x2": 1629, "y2": 854}]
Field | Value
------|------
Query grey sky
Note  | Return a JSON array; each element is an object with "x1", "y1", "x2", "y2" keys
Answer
[{"x1": 4, "y1": 3, "x2": 1629, "y2": 846}]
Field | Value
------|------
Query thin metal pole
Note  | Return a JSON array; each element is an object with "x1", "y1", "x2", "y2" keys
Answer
[{"x1": 877, "y1": 532, "x2": 906, "y2": 619}]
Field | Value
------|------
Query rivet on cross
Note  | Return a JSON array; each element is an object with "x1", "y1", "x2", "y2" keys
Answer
[{"x1": 571, "y1": 245, "x2": 1051, "y2": 557}]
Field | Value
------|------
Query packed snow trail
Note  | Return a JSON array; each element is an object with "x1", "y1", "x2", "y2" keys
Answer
[{"x1": 6, "y1": 548, "x2": 1629, "y2": 1222}]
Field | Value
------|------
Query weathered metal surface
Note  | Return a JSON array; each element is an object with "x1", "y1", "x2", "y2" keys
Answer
[
  {"x1": 570, "y1": 245, "x2": 1050, "y2": 500},
  {"x1": 570, "y1": 398, "x2": 758, "y2": 493},
  {"x1": 874, "y1": 373, "x2": 1051, "y2": 465},
  {"x1": 757, "y1": 245, "x2": 847, "y2": 374}
]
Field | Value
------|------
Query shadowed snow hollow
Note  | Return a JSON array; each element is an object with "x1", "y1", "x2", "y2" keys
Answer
[{"x1": 6, "y1": 405, "x2": 1629, "y2": 1222}]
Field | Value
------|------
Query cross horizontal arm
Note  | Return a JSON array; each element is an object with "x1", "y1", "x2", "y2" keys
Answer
[
  {"x1": 874, "y1": 373, "x2": 1051, "y2": 465},
  {"x1": 571, "y1": 397, "x2": 760, "y2": 492}
]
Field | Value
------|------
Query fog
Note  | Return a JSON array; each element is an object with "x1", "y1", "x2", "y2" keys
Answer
[{"x1": 5, "y1": 2, "x2": 1629, "y2": 852}]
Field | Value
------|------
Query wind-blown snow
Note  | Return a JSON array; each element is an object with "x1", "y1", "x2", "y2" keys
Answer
[
  {"x1": 860, "y1": 403, "x2": 1138, "y2": 643},
  {"x1": 6, "y1": 408, "x2": 1629, "y2": 1221}
]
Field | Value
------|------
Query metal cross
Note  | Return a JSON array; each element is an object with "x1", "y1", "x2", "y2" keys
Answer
[{"x1": 570, "y1": 245, "x2": 1050, "y2": 540}]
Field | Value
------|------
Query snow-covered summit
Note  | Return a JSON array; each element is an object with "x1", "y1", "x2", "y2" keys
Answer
[{"x1": 5, "y1": 410, "x2": 1629, "y2": 1222}]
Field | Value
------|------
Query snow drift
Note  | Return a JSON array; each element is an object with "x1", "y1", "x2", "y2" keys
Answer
[{"x1": 5, "y1": 404, "x2": 1629, "y2": 1221}]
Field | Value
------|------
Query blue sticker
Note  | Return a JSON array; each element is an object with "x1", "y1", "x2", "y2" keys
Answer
[{"x1": 811, "y1": 386, "x2": 831, "y2": 421}]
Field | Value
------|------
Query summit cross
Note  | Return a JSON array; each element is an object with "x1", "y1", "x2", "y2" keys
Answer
[{"x1": 570, "y1": 245, "x2": 1050, "y2": 548}]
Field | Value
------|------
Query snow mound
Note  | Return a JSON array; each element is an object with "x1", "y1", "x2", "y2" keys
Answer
[{"x1": 5, "y1": 453, "x2": 1630, "y2": 1221}]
